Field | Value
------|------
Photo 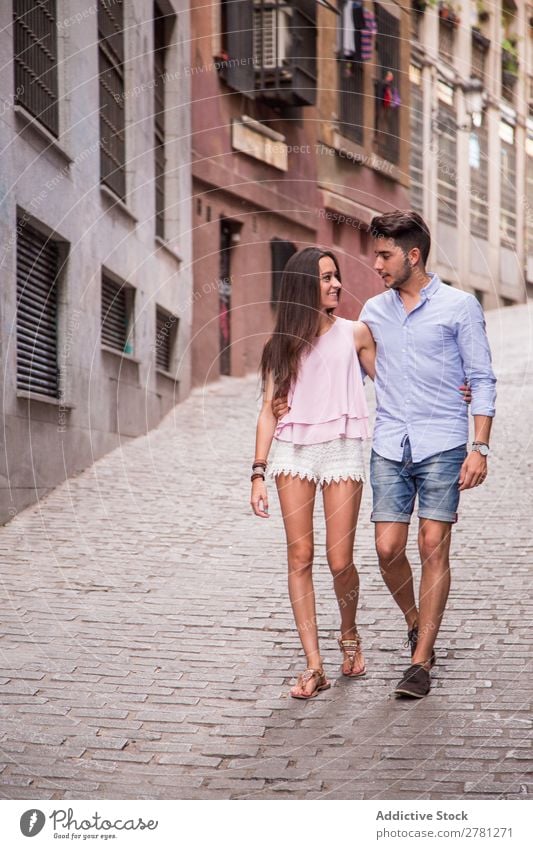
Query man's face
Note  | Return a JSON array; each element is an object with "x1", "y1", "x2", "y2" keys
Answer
[{"x1": 372, "y1": 237, "x2": 412, "y2": 290}]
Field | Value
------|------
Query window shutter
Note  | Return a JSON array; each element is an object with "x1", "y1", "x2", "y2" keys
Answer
[
  {"x1": 223, "y1": 0, "x2": 255, "y2": 95},
  {"x1": 98, "y1": 0, "x2": 126, "y2": 199},
  {"x1": 101, "y1": 276, "x2": 130, "y2": 352},
  {"x1": 154, "y1": 3, "x2": 166, "y2": 239},
  {"x1": 13, "y1": 0, "x2": 59, "y2": 135},
  {"x1": 289, "y1": 0, "x2": 317, "y2": 106},
  {"x1": 155, "y1": 307, "x2": 177, "y2": 372},
  {"x1": 271, "y1": 238, "x2": 297, "y2": 304},
  {"x1": 16, "y1": 220, "x2": 60, "y2": 398}
]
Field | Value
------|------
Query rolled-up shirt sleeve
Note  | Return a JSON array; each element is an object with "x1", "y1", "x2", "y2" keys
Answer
[{"x1": 456, "y1": 295, "x2": 497, "y2": 417}]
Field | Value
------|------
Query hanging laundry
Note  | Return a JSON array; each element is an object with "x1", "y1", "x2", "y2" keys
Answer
[
  {"x1": 342, "y1": 1, "x2": 364, "y2": 60},
  {"x1": 360, "y1": 7, "x2": 377, "y2": 61}
]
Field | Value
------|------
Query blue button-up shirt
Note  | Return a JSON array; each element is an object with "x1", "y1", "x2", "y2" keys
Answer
[{"x1": 359, "y1": 273, "x2": 497, "y2": 462}]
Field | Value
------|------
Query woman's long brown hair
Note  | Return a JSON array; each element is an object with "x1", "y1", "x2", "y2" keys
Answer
[{"x1": 260, "y1": 247, "x2": 341, "y2": 399}]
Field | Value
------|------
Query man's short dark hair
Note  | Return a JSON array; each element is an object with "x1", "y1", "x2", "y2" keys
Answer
[{"x1": 370, "y1": 210, "x2": 431, "y2": 264}]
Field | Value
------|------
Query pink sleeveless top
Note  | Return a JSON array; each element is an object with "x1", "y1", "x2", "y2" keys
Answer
[{"x1": 274, "y1": 317, "x2": 370, "y2": 446}]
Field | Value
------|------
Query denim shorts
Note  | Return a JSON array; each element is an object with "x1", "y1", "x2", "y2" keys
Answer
[{"x1": 370, "y1": 438, "x2": 467, "y2": 524}]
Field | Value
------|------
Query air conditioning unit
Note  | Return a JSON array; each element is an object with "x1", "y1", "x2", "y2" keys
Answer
[{"x1": 253, "y1": 1, "x2": 292, "y2": 70}]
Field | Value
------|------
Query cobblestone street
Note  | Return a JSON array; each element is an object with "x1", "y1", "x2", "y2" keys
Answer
[{"x1": 0, "y1": 304, "x2": 531, "y2": 800}]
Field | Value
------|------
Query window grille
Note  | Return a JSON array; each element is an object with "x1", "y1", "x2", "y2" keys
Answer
[
  {"x1": 409, "y1": 66, "x2": 423, "y2": 215},
  {"x1": 98, "y1": 0, "x2": 126, "y2": 199},
  {"x1": 16, "y1": 218, "x2": 60, "y2": 397},
  {"x1": 500, "y1": 133, "x2": 517, "y2": 245},
  {"x1": 154, "y1": 3, "x2": 167, "y2": 239},
  {"x1": 526, "y1": 138, "x2": 533, "y2": 254},
  {"x1": 438, "y1": 20, "x2": 454, "y2": 63},
  {"x1": 471, "y1": 33, "x2": 488, "y2": 82},
  {"x1": 374, "y1": 3, "x2": 400, "y2": 164},
  {"x1": 436, "y1": 102, "x2": 457, "y2": 225},
  {"x1": 470, "y1": 123, "x2": 489, "y2": 240},
  {"x1": 338, "y1": 1, "x2": 364, "y2": 145},
  {"x1": 101, "y1": 274, "x2": 133, "y2": 353},
  {"x1": 13, "y1": 0, "x2": 59, "y2": 135}
]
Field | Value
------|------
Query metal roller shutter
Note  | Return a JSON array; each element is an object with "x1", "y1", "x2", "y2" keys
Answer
[{"x1": 16, "y1": 220, "x2": 60, "y2": 398}]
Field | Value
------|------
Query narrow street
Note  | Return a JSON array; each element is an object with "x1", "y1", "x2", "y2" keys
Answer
[{"x1": 0, "y1": 304, "x2": 531, "y2": 800}]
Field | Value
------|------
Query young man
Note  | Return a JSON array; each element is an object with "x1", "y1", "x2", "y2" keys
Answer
[{"x1": 360, "y1": 210, "x2": 496, "y2": 697}]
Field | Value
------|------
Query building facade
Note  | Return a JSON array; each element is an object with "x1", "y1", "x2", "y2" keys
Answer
[
  {"x1": 0, "y1": 0, "x2": 192, "y2": 523},
  {"x1": 409, "y1": 0, "x2": 529, "y2": 307},
  {"x1": 190, "y1": 0, "x2": 411, "y2": 387},
  {"x1": 316, "y1": 0, "x2": 411, "y2": 316}
]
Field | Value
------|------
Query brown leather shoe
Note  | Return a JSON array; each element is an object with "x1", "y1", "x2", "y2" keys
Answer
[{"x1": 394, "y1": 663, "x2": 431, "y2": 698}]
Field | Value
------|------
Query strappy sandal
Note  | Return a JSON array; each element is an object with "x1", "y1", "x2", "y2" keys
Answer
[
  {"x1": 290, "y1": 667, "x2": 331, "y2": 700},
  {"x1": 338, "y1": 632, "x2": 366, "y2": 678}
]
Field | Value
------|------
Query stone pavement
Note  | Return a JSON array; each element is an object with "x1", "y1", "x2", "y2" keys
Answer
[{"x1": 0, "y1": 304, "x2": 531, "y2": 801}]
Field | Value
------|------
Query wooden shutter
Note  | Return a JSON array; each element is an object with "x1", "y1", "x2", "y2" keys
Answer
[
  {"x1": 289, "y1": 0, "x2": 317, "y2": 106},
  {"x1": 98, "y1": 0, "x2": 126, "y2": 199},
  {"x1": 222, "y1": 0, "x2": 255, "y2": 95},
  {"x1": 13, "y1": 0, "x2": 59, "y2": 135},
  {"x1": 16, "y1": 219, "x2": 59, "y2": 398},
  {"x1": 101, "y1": 276, "x2": 130, "y2": 352},
  {"x1": 271, "y1": 238, "x2": 297, "y2": 304}
]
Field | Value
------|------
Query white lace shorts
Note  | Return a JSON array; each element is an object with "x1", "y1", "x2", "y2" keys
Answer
[{"x1": 267, "y1": 437, "x2": 366, "y2": 488}]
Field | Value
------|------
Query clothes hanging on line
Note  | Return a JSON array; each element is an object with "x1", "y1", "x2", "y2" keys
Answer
[
  {"x1": 342, "y1": 0, "x2": 364, "y2": 59},
  {"x1": 360, "y1": 8, "x2": 377, "y2": 61}
]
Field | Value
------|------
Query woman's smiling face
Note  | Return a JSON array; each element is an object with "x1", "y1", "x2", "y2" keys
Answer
[{"x1": 319, "y1": 255, "x2": 341, "y2": 310}]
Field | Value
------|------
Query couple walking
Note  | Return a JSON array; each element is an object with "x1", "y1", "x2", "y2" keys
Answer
[{"x1": 250, "y1": 211, "x2": 496, "y2": 700}]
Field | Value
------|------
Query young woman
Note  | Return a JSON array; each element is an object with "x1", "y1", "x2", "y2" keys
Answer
[{"x1": 250, "y1": 247, "x2": 376, "y2": 699}]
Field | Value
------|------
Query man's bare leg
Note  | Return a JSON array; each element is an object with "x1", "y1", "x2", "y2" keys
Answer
[
  {"x1": 375, "y1": 521, "x2": 418, "y2": 630},
  {"x1": 412, "y1": 518, "x2": 453, "y2": 667}
]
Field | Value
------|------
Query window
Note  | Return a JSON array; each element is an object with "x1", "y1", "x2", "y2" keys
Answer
[
  {"x1": 155, "y1": 307, "x2": 178, "y2": 372},
  {"x1": 526, "y1": 135, "x2": 533, "y2": 255},
  {"x1": 436, "y1": 85, "x2": 457, "y2": 226},
  {"x1": 500, "y1": 120, "x2": 516, "y2": 245},
  {"x1": 471, "y1": 30, "x2": 489, "y2": 82},
  {"x1": 13, "y1": 0, "x2": 59, "y2": 135},
  {"x1": 438, "y1": 19, "x2": 454, "y2": 63},
  {"x1": 16, "y1": 218, "x2": 60, "y2": 398},
  {"x1": 101, "y1": 274, "x2": 134, "y2": 354},
  {"x1": 470, "y1": 120, "x2": 488, "y2": 240},
  {"x1": 374, "y1": 3, "x2": 400, "y2": 164},
  {"x1": 154, "y1": 3, "x2": 167, "y2": 239},
  {"x1": 337, "y1": 0, "x2": 364, "y2": 145},
  {"x1": 270, "y1": 238, "x2": 297, "y2": 304},
  {"x1": 409, "y1": 64, "x2": 423, "y2": 215},
  {"x1": 220, "y1": 0, "x2": 317, "y2": 107},
  {"x1": 98, "y1": 0, "x2": 126, "y2": 199},
  {"x1": 473, "y1": 289, "x2": 484, "y2": 307}
]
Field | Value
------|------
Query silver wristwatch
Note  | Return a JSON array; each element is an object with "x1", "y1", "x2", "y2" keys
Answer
[{"x1": 471, "y1": 442, "x2": 490, "y2": 457}]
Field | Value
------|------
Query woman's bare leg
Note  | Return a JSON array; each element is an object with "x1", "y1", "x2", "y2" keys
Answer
[
  {"x1": 276, "y1": 474, "x2": 321, "y2": 696},
  {"x1": 322, "y1": 478, "x2": 365, "y2": 674}
]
